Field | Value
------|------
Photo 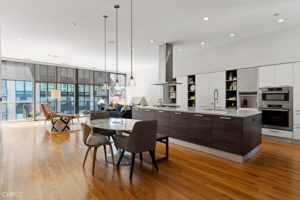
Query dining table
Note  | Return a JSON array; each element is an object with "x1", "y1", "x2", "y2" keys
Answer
[{"x1": 89, "y1": 118, "x2": 140, "y2": 165}]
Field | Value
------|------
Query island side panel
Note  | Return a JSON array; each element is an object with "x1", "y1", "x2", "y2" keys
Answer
[{"x1": 242, "y1": 114, "x2": 262, "y2": 155}]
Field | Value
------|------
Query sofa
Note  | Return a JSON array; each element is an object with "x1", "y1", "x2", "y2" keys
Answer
[{"x1": 97, "y1": 103, "x2": 132, "y2": 119}]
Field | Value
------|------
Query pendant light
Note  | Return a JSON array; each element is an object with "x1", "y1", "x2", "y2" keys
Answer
[
  {"x1": 102, "y1": 15, "x2": 108, "y2": 90},
  {"x1": 114, "y1": 5, "x2": 120, "y2": 87},
  {"x1": 128, "y1": 0, "x2": 136, "y2": 87}
]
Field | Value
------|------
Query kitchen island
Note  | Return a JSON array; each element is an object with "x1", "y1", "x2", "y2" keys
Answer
[{"x1": 132, "y1": 106, "x2": 262, "y2": 162}]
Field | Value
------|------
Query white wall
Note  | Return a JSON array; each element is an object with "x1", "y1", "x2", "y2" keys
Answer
[
  {"x1": 174, "y1": 25, "x2": 300, "y2": 77},
  {"x1": 126, "y1": 67, "x2": 160, "y2": 106}
]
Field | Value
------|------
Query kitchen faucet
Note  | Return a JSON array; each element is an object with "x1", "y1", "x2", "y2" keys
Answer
[{"x1": 213, "y1": 89, "x2": 219, "y2": 110}]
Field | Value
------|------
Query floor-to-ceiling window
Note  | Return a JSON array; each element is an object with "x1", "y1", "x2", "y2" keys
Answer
[
  {"x1": 1, "y1": 61, "x2": 34, "y2": 122},
  {"x1": 59, "y1": 83, "x2": 75, "y2": 114},
  {"x1": 35, "y1": 64, "x2": 57, "y2": 120},
  {"x1": 57, "y1": 67, "x2": 76, "y2": 114},
  {"x1": 94, "y1": 71, "x2": 109, "y2": 109},
  {"x1": 1, "y1": 60, "x2": 126, "y2": 122}
]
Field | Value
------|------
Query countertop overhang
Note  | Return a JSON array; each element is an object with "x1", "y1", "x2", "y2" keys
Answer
[{"x1": 133, "y1": 106, "x2": 261, "y2": 118}]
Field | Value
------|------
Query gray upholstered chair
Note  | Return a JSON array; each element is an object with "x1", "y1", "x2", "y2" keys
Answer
[
  {"x1": 90, "y1": 111, "x2": 116, "y2": 140},
  {"x1": 115, "y1": 120, "x2": 158, "y2": 179},
  {"x1": 81, "y1": 123, "x2": 115, "y2": 176}
]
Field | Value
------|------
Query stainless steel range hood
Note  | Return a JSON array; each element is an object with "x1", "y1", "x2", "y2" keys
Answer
[{"x1": 153, "y1": 43, "x2": 181, "y2": 85}]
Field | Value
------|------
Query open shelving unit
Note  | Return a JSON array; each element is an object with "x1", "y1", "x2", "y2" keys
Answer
[
  {"x1": 168, "y1": 78, "x2": 177, "y2": 104},
  {"x1": 226, "y1": 70, "x2": 238, "y2": 109},
  {"x1": 187, "y1": 75, "x2": 196, "y2": 108}
]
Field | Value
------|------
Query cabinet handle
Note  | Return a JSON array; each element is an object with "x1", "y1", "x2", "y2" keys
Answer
[
  {"x1": 144, "y1": 110, "x2": 151, "y2": 112},
  {"x1": 194, "y1": 114, "x2": 204, "y2": 117},
  {"x1": 220, "y1": 117, "x2": 231, "y2": 120},
  {"x1": 158, "y1": 111, "x2": 164, "y2": 113},
  {"x1": 175, "y1": 112, "x2": 182, "y2": 115},
  {"x1": 270, "y1": 130, "x2": 280, "y2": 133}
]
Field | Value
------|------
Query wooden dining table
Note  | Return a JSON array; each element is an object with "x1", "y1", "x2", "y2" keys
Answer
[{"x1": 90, "y1": 118, "x2": 140, "y2": 165}]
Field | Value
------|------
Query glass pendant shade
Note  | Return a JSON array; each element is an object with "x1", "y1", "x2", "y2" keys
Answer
[
  {"x1": 128, "y1": 75, "x2": 136, "y2": 87},
  {"x1": 101, "y1": 82, "x2": 108, "y2": 90}
]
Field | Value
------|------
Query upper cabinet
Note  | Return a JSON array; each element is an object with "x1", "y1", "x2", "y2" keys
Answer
[
  {"x1": 258, "y1": 64, "x2": 293, "y2": 88},
  {"x1": 176, "y1": 76, "x2": 188, "y2": 107},
  {"x1": 275, "y1": 64, "x2": 294, "y2": 87},
  {"x1": 258, "y1": 66, "x2": 275, "y2": 88},
  {"x1": 237, "y1": 68, "x2": 258, "y2": 92}
]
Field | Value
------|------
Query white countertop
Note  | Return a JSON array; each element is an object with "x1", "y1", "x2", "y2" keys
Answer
[{"x1": 133, "y1": 106, "x2": 261, "y2": 118}]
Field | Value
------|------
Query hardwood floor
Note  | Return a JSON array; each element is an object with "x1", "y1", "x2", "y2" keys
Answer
[{"x1": 1, "y1": 121, "x2": 300, "y2": 200}]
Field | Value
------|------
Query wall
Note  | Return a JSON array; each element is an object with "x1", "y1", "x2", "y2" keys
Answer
[
  {"x1": 174, "y1": 25, "x2": 300, "y2": 77},
  {"x1": 126, "y1": 67, "x2": 160, "y2": 106}
]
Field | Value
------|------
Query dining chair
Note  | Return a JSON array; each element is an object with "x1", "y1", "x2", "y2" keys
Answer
[
  {"x1": 81, "y1": 123, "x2": 115, "y2": 176},
  {"x1": 90, "y1": 111, "x2": 116, "y2": 141},
  {"x1": 115, "y1": 120, "x2": 158, "y2": 180}
]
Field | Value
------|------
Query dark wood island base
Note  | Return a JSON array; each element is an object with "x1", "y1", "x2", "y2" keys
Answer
[{"x1": 133, "y1": 107, "x2": 262, "y2": 163}]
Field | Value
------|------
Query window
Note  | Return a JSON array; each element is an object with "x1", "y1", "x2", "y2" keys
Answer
[
  {"x1": 94, "y1": 86, "x2": 109, "y2": 110},
  {"x1": 35, "y1": 82, "x2": 56, "y2": 120},
  {"x1": 78, "y1": 84, "x2": 94, "y2": 116},
  {"x1": 58, "y1": 83, "x2": 75, "y2": 114},
  {"x1": 2, "y1": 80, "x2": 33, "y2": 121}
]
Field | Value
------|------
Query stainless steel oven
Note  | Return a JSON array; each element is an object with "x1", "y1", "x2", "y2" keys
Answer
[{"x1": 259, "y1": 87, "x2": 293, "y2": 131}]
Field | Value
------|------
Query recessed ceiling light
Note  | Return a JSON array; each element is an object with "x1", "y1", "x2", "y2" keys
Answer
[
  {"x1": 229, "y1": 33, "x2": 235, "y2": 37},
  {"x1": 277, "y1": 18, "x2": 285, "y2": 23},
  {"x1": 274, "y1": 13, "x2": 280, "y2": 17},
  {"x1": 17, "y1": 38, "x2": 22, "y2": 41},
  {"x1": 149, "y1": 40, "x2": 155, "y2": 44},
  {"x1": 201, "y1": 42, "x2": 206, "y2": 45},
  {"x1": 178, "y1": 48, "x2": 183, "y2": 51},
  {"x1": 203, "y1": 17, "x2": 210, "y2": 21}
]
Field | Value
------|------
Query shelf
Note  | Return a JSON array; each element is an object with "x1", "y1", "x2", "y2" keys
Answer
[
  {"x1": 226, "y1": 99, "x2": 237, "y2": 101},
  {"x1": 188, "y1": 82, "x2": 195, "y2": 85},
  {"x1": 226, "y1": 90, "x2": 237, "y2": 91},
  {"x1": 188, "y1": 99, "x2": 196, "y2": 101},
  {"x1": 188, "y1": 91, "x2": 195, "y2": 93},
  {"x1": 226, "y1": 80, "x2": 237, "y2": 82}
]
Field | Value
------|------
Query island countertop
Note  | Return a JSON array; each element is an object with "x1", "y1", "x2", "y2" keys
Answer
[{"x1": 133, "y1": 106, "x2": 261, "y2": 118}]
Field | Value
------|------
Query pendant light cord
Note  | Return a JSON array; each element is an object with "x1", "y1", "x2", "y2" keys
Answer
[
  {"x1": 130, "y1": 0, "x2": 133, "y2": 78},
  {"x1": 114, "y1": 5, "x2": 120, "y2": 84},
  {"x1": 103, "y1": 15, "x2": 107, "y2": 85}
]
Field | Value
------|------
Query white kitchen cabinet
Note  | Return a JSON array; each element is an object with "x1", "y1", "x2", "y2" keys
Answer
[
  {"x1": 176, "y1": 76, "x2": 188, "y2": 107},
  {"x1": 209, "y1": 71, "x2": 226, "y2": 109},
  {"x1": 294, "y1": 63, "x2": 300, "y2": 110},
  {"x1": 258, "y1": 66, "x2": 275, "y2": 88},
  {"x1": 196, "y1": 74, "x2": 210, "y2": 108},
  {"x1": 195, "y1": 72, "x2": 225, "y2": 109},
  {"x1": 275, "y1": 63, "x2": 294, "y2": 87},
  {"x1": 259, "y1": 64, "x2": 294, "y2": 88}
]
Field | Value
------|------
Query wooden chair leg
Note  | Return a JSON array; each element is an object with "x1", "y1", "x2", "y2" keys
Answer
[
  {"x1": 166, "y1": 137, "x2": 169, "y2": 159},
  {"x1": 92, "y1": 147, "x2": 98, "y2": 176},
  {"x1": 83, "y1": 147, "x2": 90, "y2": 168},
  {"x1": 108, "y1": 143, "x2": 115, "y2": 164},
  {"x1": 139, "y1": 153, "x2": 143, "y2": 162},
  {"x1": 103, "y1": 145, "x2": 107, "y2": 162},
  {"x1": 130, "y1": 153, "x2": 136, "y2": 180},
  {"x1": 149, "y1": 150, "x2": 159, "y2": 171},
  {"x1": 117, "y1": 150, "x2": 125, "y2": 167}
]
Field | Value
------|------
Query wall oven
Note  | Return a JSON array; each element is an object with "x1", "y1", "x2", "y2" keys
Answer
[{"x1": 259, "y1": 87, "x2": 293, "y2": 131}]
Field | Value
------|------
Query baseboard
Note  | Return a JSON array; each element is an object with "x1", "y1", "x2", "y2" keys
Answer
[
  {"x1": 169, "y1": 138, "x2": 260, "y2": 163},
  {"x1": 262, "y1": 135, "x2": 293, "y2": 143}
]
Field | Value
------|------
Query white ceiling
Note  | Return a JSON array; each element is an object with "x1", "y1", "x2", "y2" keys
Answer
[{"x1": 1, "y1": 0, "x2": 300, "y2": 72}]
